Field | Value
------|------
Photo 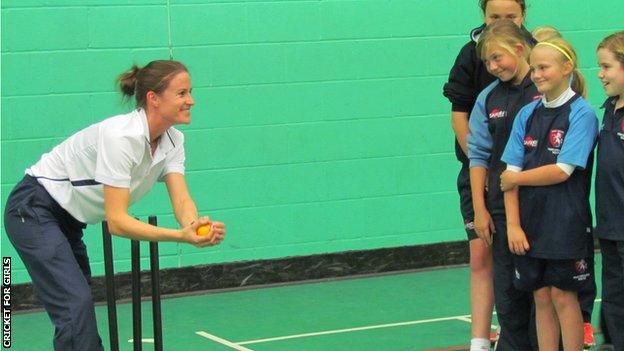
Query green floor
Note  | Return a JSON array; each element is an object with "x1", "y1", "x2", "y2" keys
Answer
[{"x1": 10, "y1": 256, "x2": 605, "y2": 351}]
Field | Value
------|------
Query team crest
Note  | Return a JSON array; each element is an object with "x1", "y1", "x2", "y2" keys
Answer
[{"x1": 549, "y1": 129, "x2": 565, "y2": 148}]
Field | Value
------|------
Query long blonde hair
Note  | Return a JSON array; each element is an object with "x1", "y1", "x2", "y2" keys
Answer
[{"x1": 535, "y1": 37, "x2": 586, "y2": 98}]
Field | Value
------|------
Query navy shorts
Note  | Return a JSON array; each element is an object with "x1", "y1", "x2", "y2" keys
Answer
[
  {"x1": 513, "y1": 255, "x2": 593, "y2": 292},
  {"x1": 456, "y1": 165, "x2": 476, "y2": 240}
]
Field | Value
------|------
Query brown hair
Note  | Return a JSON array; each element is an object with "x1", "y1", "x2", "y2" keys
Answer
[
  {"x1": 117, "y1": 60, "x2": 188, "y2": 108},
  {"x1": 477, "y1": 19, "x2": 531, "y2": 61},
  {"x1": 535, "y1": 38, "x2": 586, "y2": 98},
  {"x1": 479, "y1": 0, "x2": 527, "y2": 14},
  {"x1": 597, "y1": 31, "x2": 624, "y2": 66}
]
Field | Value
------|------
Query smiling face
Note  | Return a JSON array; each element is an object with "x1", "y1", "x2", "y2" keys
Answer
[
  {"x1": 151, "y1": 71, "x2": 194, "y2": 126},
  {"x1": 484, "y1": 45, "x2": 520, "y2": 83},
  {"x1": 484, "y1": 0, "x2": 524, "y2": 26},
  {"x1": 597, "y1": 48, "x2": 624, "y2": 98},
  {"x1": 529, "y1": 46, "x2": 572, "y2": 100}
]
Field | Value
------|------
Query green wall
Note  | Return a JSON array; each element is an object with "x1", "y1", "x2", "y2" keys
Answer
[{"x1": 1, "y1": 0, "x2": 622, "y2": 284}]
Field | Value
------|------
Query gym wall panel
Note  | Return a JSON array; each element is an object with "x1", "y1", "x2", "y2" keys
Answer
[{"x1": 2, "y1": 0, "x2": 622, "y2": 284}]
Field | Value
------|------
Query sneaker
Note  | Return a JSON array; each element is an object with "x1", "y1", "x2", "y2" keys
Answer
[
  {"x1": 490, "y1": 326, "x2": 500, "y2": 348},
  {"x1": 584, "y1": 322, "x2": 596, "y2": 349}
]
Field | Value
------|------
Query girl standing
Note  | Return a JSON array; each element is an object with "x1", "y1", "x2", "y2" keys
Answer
[
  {"x1": 468, "y1": 19, "x2": 539, "y2": 351},
  {"x1": 500, "y1": 37, "x2": 598, "y2": 350},
  {"x1": 442, "y1": 2, "x2": 533, "y2": 348},
  {"x1": 595, "y1": 31, "x2": 624, "y2": 351}
]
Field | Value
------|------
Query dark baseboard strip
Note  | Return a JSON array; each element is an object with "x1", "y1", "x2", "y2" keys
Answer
[{"x1": 12, "y1": 240, "x2": 469, "y2": 312}]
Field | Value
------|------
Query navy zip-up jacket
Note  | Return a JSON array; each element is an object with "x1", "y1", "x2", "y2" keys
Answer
[
  {"x1": 595, "y1": 96, "x2": 624, "y2": 241},
  {"x1": 468, "y1": 73, "x2": 540, "y2": 217},
  {"x1": 502, "y1": 94, "x2": 598, "y2": 259}
]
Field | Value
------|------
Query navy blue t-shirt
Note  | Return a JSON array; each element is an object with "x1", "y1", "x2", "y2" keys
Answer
[
  {"x1": 502, "y1": 94, "x2": 598, "y2": 259},
  {"x1": 595, "y1": 96, "x2": 624, "y2": 241},
  {"x1": 468, "y1": 74, "x2": 540, "y2": 217}
]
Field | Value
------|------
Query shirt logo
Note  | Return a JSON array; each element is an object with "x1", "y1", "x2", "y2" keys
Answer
[
  {"x1": 488, "y1": 108, "x2": 507, "y2": 119},
  {"x1": 548, "y1": 129, "x2": 565, "y2": 154},
  {"x1": 524, "y1": 135, "x2": 538, "y2": 149},
  {"x1": 575, "y1": 259, "x2": 588, "y2": 274},
  {"x1": 573, "y1": 259, "x2": 590, "y2": 281}
]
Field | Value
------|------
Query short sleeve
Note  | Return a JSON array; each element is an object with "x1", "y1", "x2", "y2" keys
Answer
[
  {"x1": 557, "y1": 105, "x2": 598, "y2": 169},
  {"x1": 501, "y1": 102, "x2": 538, "y2": 168}
]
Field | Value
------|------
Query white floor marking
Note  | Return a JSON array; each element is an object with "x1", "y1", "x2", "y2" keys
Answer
[
  {"x1": 195, "y1": 299, "x2": 604, "y2": 347},
  {"x1": 234, "y1": 314, "x2": 473, "y2": 345},
  {"x1": 128, "y1": 338, "x2": 154, "y2": 343},
  {"x1": 195, "y1": 331, "x2": 255, "y2": 351}
]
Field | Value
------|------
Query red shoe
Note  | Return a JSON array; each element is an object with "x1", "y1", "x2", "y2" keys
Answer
[
  {"x1": 584, "y1": 322, "x2": 596, "y2": 349},
  {"x1": 489, "y1": 326, "x2": 500, "y2": 347}
]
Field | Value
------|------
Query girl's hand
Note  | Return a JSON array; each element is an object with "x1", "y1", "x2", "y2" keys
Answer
[
  {"x1": 500, "y1": 171, "x2": 518, "y2": 192},
  {"x1": 474, "y1": 207, "x2": 496, "y2": 246},
  {"x1": 507, "y1": 224, "x2": 530, "y2": 255}
]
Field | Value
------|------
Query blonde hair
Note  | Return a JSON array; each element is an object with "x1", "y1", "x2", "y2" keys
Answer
[
  {"x1": 531, "y1": 26, "x2": 561, "y2": 42},
  {"x1": 534, "y1": 37, "x2": 586, "y2": 98},
  {"x1": 597, "y1": 31, "x2": 624, "y2": 66},
  {"x1": 477, "y1": 19, "x2": 532, "y2": 61}
]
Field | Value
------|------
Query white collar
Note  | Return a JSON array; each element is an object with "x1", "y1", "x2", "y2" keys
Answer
[{"x1": 541, "y1": 87, "x2": 576, "y2": 108}]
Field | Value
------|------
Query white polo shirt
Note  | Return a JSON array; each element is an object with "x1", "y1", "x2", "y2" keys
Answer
[{"x1": 26, "y1": 108, "x2": 185, "y2": 224}]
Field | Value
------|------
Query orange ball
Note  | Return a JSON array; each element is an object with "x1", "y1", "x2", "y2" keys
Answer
[{"x1": 196, "y1": 224, "x2": 211, "y2": 236}]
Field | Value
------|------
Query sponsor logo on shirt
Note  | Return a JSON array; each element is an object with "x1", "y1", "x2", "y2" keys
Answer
[
  {"x1": 488, "y1": 108, "x2": 507, "y2": 119},
  {"x1": 573, "y1": 259, "x2": 590, "y2": 282},
  {"x1": 524, "y1": 135, "x2": 538, "y2": 149},
  {"x1": 548, "y1": 129, "x2": 565, "y2": 155}
]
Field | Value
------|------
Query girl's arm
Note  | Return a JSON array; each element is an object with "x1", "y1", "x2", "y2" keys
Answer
[
  {"x1": 452, "y1": 111, "x2": 470, "y2": 156},
  {"x1": 500, "y1": 164, "x2": 569, "y2": 191},
  {"x1": 503, "y1": 186, "x2": 530, "y2": 255},
  {"x1": 470, "y1": 166, "x2": 496, "y2": 244},
  {"x1": 467, "y1": 85, "x2": 498, "y2": 244}
]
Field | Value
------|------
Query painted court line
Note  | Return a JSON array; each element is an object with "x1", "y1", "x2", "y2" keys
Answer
[
  {"x1": 128, "y1": 338, "x2": 154, "y2": 343},
  {"x1": 235, "y1": 314, "x2": 472, "y2": 345},
  {"x1": 454, "y1": 315, "x2": 498, "y2": 329},
  {"x1": 196, "y1": 331, "x2": 255, "y2": 351},
  {"x1": 196, "y1": 299, "x2": 604, "y2": 348}
]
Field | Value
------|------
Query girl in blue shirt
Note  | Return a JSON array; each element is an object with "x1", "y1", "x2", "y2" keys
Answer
[{"x1": 500, "y1": 37, "x2": 598, "y2": 350}]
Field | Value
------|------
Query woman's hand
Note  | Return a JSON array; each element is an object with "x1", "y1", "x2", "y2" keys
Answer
[{"x1": 182, "y1": 217, "x2": 226, "y2": 247}]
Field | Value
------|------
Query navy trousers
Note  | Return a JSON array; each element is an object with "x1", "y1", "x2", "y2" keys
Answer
[
  {"x1": 491, "y1": 217, "x2": 536, "y2": 351},
  {"x1": 600, "y1": 238, "x2": 624, "y2": 350},
  {"x1": 4, "y1": 175, "x2": 104, "y2": 351}
]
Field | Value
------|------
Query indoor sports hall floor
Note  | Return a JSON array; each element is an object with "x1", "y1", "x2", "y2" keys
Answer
[{"x1": 11, "y1": 255, "x2": 606, "y2": 351}]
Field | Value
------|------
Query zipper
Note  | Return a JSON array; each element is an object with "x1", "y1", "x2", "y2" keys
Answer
[{"x1": 17, "y1": 208, "x2": 25, "y2": 223}]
